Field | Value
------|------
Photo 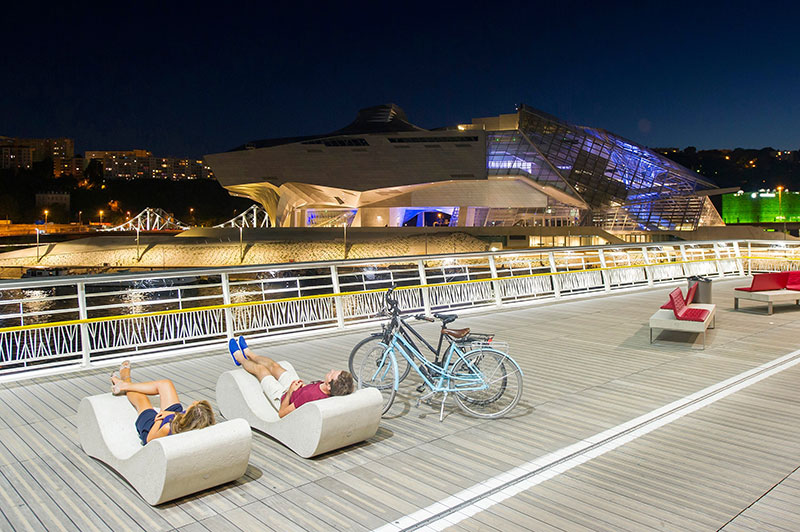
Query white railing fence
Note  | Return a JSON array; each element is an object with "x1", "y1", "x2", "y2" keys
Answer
[{"x1": 0, "y1": 239, "x2": 792, "y2": 379}]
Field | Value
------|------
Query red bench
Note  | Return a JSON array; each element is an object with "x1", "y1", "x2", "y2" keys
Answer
[
  {"x1": 734, "y1": 271, "x2": 800, "y2": 314},
  {"x1": 650, "y1": 287, "x2": 716, "y2": 349}
]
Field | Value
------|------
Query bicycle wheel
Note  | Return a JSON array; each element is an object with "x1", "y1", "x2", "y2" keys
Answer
[
  {"x1": 356, "y1": 342, "x2": 398, "y2": 416},
  {"x1": 349, "y1": 335, "x2": 411, "y2": 383},
  {"x1": 451, "y1": 348, "x2": 523, "y2": 419}
]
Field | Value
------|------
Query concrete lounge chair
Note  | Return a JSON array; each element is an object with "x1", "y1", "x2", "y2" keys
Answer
[
  {"x1": 216, "y1": 364, "x2": 382, "y2": 458},
  {"x1": 77, "y1": 394, "x2": 252, "y2": 505}
]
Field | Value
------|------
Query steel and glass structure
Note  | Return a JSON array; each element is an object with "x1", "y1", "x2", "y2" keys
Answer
[{"x1": 206, "y1": 104, "x2": 723, "y2": 233}]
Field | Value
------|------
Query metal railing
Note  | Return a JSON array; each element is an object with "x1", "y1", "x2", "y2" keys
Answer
[{"x1": 0, "y1": 239, "x2": 794, "y2": 379}]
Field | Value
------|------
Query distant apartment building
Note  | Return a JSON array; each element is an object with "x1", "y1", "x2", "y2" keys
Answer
[
  {"x1": 0, "y1": 145, "x2": 34, "y2": 169},
  {"x1": 1, "y1": 136, "x2": 77, "y2": 175},
  {"x1": 84, "y1": 149, "x2": 214, "y2": 180},
  {"x1": 1, "y1": 136, "x2": 75, "y2": 161},
  {"x1": 54, "y1": 155, "x2": 84, "y2": 177}
]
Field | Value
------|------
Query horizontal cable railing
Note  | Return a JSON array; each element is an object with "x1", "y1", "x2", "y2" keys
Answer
[{"x1": 0, "y1": 239, "x2": 792, "y2": 379}]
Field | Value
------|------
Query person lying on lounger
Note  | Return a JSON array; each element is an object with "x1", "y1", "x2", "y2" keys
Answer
[
  {"x1": 228, "y1": 336, "x2": 355, "y2": 418},
  {"x1": 110, "y1": 361, "x2": 216, "y2": 445}
]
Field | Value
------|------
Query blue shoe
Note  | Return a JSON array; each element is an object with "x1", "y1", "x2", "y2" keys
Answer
[
  {"x1": 228, "y1": 338, "x2": 241, "y2": 366},
  {"x1": 238, "y1": 336, "x2": 249, "y2": 356}
]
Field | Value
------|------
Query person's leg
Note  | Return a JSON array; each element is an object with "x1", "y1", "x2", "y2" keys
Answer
[
  {"x1": 233, "y1": 347, "x2": 287, "y2": 381},
  {"x1": 243, "y1": 348, "x2": 286, "y2": 377},
  {"x1": 112, "y1": 377, "x2": 180, "y2": 414}
]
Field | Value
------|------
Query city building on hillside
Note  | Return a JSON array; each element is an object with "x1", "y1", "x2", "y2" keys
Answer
[
  {"x1": 206, "y1": 104, "x2": 725, "y2": 232},
  {"x1": 1, "y1": 136, "x2": 74, "y2": 161},
  {"x1": 84, "y1": 150, "x2": 214, "y2": 180},
  {"x1": 35, "y1": 192, "x2": 70, "y2": 210},
  {"x1": 54, "y1": 155, "x2": 84, "y2": 178},
  {"x1": 1, "y1": 145, "x2": 34, "y2": 169}
]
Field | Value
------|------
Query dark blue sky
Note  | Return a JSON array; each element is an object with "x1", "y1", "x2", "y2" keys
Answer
[{"x1": 3, "y1": 2, "x2": 799, "y2": 158}]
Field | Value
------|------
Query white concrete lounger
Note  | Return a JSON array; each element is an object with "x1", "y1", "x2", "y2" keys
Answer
[
  {"x1": 78, "y1": 394, "x2": 252, "y2": 505},
  {"x1": 216, "y1": 365, "x2": 382, "y2": 458}
]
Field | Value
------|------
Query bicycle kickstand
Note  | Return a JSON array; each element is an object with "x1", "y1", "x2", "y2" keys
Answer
[{"x1": 438, "y1": 391, "x2": 448, "y2": 422}]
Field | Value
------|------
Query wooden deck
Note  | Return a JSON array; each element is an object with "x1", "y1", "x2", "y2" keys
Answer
[{"x1": 2, "y1": 278, "x2": 800, "y2": 531}]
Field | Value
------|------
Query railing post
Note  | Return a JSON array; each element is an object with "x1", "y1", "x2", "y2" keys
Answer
[
  {"x1": 77, "y1": 282, "x2": 92, "y2": 367},
  {"x1": 417, "y1": 259, "x2": 432, "y2": 315},
  {"x1": 712, "y1": 242, "x2": 724, "y2": 277},
  {"x1": 732, "y1": 242, "x2": 745, "y2": 276},
  {"x1": 330, "y1": 265, "x2": 345, "y2": 329},
  {"x1": 679, "y1": 244, "x2": 688, "y2": 278},
  {"x1": 597, "y1": 249, "x2": 611, "y2": 292},
  {"x1": 488, "y1": 254, "x2": 502, "y2": 307},
  {"x1": 221, "y1": 273, "x2": 234, "y2": 339},
  {"x1": 747, "y1": 241, "x2": 752, "y2": 275},
  {"x1": 548, "y1": 252, "x2": 561, "y2": 299},
  {"x1": 641, "y1": 246, "x2": 654, "y2": 286}
]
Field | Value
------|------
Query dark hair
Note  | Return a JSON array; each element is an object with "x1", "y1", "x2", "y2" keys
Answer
[
  {"x1": 330, "y1": 371, "x2": 354, "y2": 396},
  {"x1": 171, "y1": 400, "x2": 215, "y2": 434}
]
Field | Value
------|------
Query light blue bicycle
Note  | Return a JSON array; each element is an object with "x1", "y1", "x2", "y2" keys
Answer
[{"x1": 350, "y1": 287, "x2": 523, "y2": 420}]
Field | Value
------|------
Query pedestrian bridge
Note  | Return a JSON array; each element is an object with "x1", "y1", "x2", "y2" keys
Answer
[{"x1": 1, "y1": 240, "x2": 800, "y2": 530}]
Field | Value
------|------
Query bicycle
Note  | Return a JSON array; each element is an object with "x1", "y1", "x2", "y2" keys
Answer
[{"x1": 349, "y1": 287, "x2": 523, "y2": 421}]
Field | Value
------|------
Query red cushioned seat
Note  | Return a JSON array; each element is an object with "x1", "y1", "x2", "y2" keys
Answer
[
  {"x1": 736, "y1": 272, "x2": 790, "y2": 292},
  {"x1": 661, "y1": 283, "x2": 698, "y2": 309},
  {"x1": 685, "y1": 282, "x2": 698, "y2": 305},
  {"x1": 668, "y1": 288, "x2": 709, "y2": 322},
  {"x1": 680, "y1": 307, "x2": 710, "y2": 322},
  {"x1": 787, "y1": 271, "x2": 800, "y2": 291}
]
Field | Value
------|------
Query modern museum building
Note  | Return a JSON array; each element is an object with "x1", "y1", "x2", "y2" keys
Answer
[{"x1": 205, "y1": 103, "x2": 724, "y2": 233}]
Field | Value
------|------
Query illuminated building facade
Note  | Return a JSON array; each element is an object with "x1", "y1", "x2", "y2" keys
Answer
[
  {"x1": 723, "y1": 189, "x2": 800, "y2": 224},
  {"x1": 206, "y1": 104, "x2": 723, "y2": 231}
]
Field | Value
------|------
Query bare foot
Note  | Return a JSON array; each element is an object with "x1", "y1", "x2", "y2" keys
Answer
[
  {"x1": 119, "y1": 360, "x2": 131, "y2": 382},
  {"x1": 111, "y1": 374, "x2": 126, "y2": 395}
]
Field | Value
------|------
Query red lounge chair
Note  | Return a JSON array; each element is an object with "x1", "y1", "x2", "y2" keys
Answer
[{"x1": 669, "y1": 288, "x2": 709, "y2": 322}]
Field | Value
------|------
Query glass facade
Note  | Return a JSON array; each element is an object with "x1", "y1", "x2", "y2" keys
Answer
[{"x1": 485, "y1": 105, "x2": 721, "y2": 231}]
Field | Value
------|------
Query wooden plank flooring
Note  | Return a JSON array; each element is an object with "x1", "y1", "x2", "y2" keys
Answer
[{"x1": 2, "y1": 278, "x2": 800, "y2": 531}]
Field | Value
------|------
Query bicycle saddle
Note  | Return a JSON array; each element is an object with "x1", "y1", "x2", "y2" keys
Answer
[
  {"x1": 434, "y1": 313, "x2": 458, "y2": 326},
  {"x1": 442, "y1": 327, "x2": 470, "y2": 339}
]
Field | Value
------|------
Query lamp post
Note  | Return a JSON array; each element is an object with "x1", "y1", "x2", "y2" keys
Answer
[
  {"x1": 777, "y1": 186, "x2": 786, "y2": 236},
  {"x1": 239, "y1": 226, "x2": 244, "y2": 263},
  {"x1": 99, "y1": 210, "x2": 104, "y2": 224},
  {"x1": 343, "y1": 220, "x2": 347, "y2": 259},
  {"x1": 78, "y1": 211, "x2": 82, "y2": 225},
  {"x1": 35, "y1": 229, "x2": 41, "y2": 263},
  {"x1": 44, "y1": 209, "x2": 49, "y2": 224},
  {"x1": 136, "y1": 226, "x2": 141, "y2": 262}
]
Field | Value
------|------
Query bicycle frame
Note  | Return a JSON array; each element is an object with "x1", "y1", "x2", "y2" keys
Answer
[{"x1": 384, "y1": 319, "x2": 489, "y2": 394}]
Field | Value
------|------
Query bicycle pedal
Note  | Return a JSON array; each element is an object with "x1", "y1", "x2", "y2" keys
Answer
[{"x1": 416, "y1": 383, "x2": 427, "y2": 393}]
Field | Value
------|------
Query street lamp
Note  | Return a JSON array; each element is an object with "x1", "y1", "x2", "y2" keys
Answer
[
  {"x1": 777, "y1": 186, "x2": 786, "y2": 235},
  {"x1": 99, "y1": 210, "x2": 104, "y2": 224},
  {"x1": 78, "y1": 211, "x2": 82, "y2": 225},
  {"x1": 44, "y1": 209, "x2": 49, "y2": 224}
]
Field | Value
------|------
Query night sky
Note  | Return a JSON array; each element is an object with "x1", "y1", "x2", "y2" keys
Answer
[{"x1": 4, "y1": 2, "x2": 799, "y2": 158}]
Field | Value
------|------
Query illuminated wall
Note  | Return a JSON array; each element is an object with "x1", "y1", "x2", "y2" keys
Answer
[{"x1": 722, "y1": 191, "x2": 800, "y2": 223}]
